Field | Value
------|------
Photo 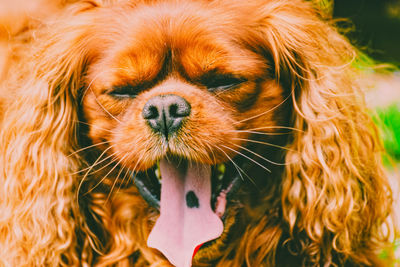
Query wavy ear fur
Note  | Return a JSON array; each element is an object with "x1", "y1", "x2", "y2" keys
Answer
[
  {"x1": 0, "y1": 2, "x2": 103, "y2": 265},
  {"x1": 252, "y1": 0, "x2": 392, "y2": 265}
]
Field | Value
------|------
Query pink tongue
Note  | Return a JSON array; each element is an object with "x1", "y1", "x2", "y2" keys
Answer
[{"x1": 147, "y1": 159, "x2": 223, "y2": 267}]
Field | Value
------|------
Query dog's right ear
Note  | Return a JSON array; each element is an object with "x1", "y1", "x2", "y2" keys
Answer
[
  {"x1": 245, "y1": 1, "x2": 393, "y2": 266},
  {"x1": 0, "y1": 4, "x2": 104, "y2": 265}
]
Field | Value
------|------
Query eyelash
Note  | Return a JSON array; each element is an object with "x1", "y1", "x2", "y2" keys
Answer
[
  {"x1": 202, "y1": 75, "x2": 246, "y2": 93},
  {"x1": 108, "y1": 75, "x2": 246, "y2": 98},
  {"x1": 108, "y1": 85, "x2": 137, "y2": 98}
]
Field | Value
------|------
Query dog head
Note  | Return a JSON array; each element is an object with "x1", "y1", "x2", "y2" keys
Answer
[
  {"x1": 82, "y1": 2, "x2": 290, "y2": 265},
  {"x1": 0, "y1": 0, "x2": 393, "y2": 266}
]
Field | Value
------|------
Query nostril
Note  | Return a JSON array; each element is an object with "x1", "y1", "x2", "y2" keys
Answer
[
  {"x1": 169, "y1": 104, "x2": 179, "y2": 118},
  {"x1": 143, "y1": 104, "x2": 160, "y2": 120},
  {"x1": 168, "y1": 98, "x2": 191, "y2": 118},
  {"x1": 148, "y1": 106, "x2": 159, "y2": 119}
]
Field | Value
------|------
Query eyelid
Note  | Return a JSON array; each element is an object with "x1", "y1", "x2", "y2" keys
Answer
[
  {"x1": 107, "y1": 79, "x2": 158, "y2": 98},
  {"x1": 108, "y1": 84, "x2": 137, "y2": 98},
  {"x1": 203, "y1": 74, "x2": 247, "y2": 92}
]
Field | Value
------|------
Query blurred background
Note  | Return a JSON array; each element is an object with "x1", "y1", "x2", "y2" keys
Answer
[
  {"x1": 331, "y1": 0, "x2": 400, "y2": 164},
  {"x1": 333, "y1": 1, "x2": 400, "y2": 264},
  {"x1": 334, "y1": 0, "x2": 400, "y2": 64}
]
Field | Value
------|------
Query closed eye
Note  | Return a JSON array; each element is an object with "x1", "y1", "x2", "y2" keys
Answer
[
  {"x1": 108, "y1": 85, "x2": 137, "y2": 98},
  {"x1": 202, "y1": 74, "x2": 247, "y2": 93}
]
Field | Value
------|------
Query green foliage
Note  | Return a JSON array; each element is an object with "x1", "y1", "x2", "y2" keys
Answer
[
  {"x1": 380, "y1": 239, "x2": 400, "y2": 266},
  {"x1": 373, "y1": 104, "x2": 400, "y2": 164},
  {"x1": 353, "y1": 51, "x2": 377, "y2": 73},
  {"x1": 312, "y1": 0, "x2": 334, "y2": 15}
]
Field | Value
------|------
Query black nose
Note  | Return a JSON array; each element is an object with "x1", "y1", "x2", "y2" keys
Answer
[{"x1": 142, "y1": 94, "x2": 191, "y2": 138}]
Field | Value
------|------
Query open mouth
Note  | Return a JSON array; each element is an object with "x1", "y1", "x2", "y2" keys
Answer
[
  {"x1": 131, "y1": 157, "x2": 243, "y2": 267},
  {"x1": 133, "y1": 158, "x2": 242, "y2": 218}
]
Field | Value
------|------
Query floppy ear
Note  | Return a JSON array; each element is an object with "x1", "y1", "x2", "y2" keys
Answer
[
  {"x1": 0, "y1": 2, "x2": 103, "y2": 265},
  {"x1": 252, "y1": 1, "x2": 392, "y2": 265}
]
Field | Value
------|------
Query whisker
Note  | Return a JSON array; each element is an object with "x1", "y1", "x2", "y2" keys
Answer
[
  {"x1": 76, "y1": 146, "x2": 114, "y2": 203},
  {"x1": 124, "y1": 138, "x2": 153, "y2": 185},
  {"x1": 80, "y1": 68, "x2": 123, "y2": 103},
  {"x1": 83, "y1": 69, "x2": 124, "y2": 124},
  {"x1": 232, "y1": 137, "x2": 297, "y2": 153},
  {"x1": 86, "y1": 153, "x2": 127, "y2": 195},
  {"x1": 237, "y1": 125, "x2": 303, "y2": 132},
  {"x1": 233, "y1": 92, "x2": 292, "y2": 125},
  {"x1": 204, "y1": 140, "x2": 219, "y2": 164},
  {"x1": 90, "y1": 87, "x2": 122, "y2": 124},
  {"x1": 214, "y1": 146, "x2": 255, "y2": 185},
  {"x1": 114, "y1": 165, "x2": 131, "y2": 197},
  {"x1": 193, "y1": 138, "x2": 216, "y2": 164},
  {"x1": 105, "y1": 168, "x2": 124, "y2": 204},
  {"x1": 68, "y1": 140, "x2": 110, "y2": 157},
  {"x1": 220, "y1": 145, "x2": 271, "y2": 173},
  {"x1": 73, "y1": 151, "x2": 118, "y2": 175},
  {"x1": 231, "y1": 143, "x2": 288, "y2": 166},
  {"x1": 125, "y1": 151, "x2": 147, "y2": 185},
  {"x1": 105, "y1": 155, "x2": 130, "y2": 203},
  {"x1": 80, "y1": 146, "x2": 114, "y2": 176},
  {"x1": 229, "y1": 130, "x2": 291, "y2": 136}
]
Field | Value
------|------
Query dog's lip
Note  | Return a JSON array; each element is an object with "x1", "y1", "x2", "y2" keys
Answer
[{"x1": 132, "y1": 159, "x2": 242, "y2": 217}]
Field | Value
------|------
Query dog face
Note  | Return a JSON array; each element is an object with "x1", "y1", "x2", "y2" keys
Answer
[
  {"x1": 1, "y1": 0, "x2": 393, "y2": 266},
  {"x1": 82, "y1": 2, "x2": 287, "y2": 265},
  {"x1": 83, "y1": 2, "x2": 285, "y2": 169}
]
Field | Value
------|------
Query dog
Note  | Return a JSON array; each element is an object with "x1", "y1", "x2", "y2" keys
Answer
[{"x1": 0, "y1": 0, "x2": 395, "y2": 266}]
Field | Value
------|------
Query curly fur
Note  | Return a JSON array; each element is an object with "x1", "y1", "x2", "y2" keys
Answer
[{"x1": 0, "y1": 0, "x2": 394, "y2": 266}]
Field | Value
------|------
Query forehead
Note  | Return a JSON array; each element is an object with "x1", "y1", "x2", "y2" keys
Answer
[{"x1": 88, "y1": 1, "x2": 266, "y2": 89}]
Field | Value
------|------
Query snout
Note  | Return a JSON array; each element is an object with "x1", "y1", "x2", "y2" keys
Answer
[{"x1": 142, "y1": 94, "x2": 191, "y2": 138}]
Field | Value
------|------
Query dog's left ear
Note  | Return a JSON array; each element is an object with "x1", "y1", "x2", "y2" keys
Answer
[
  {"x1": 0, "y1": 3, "x2": 106, "y2": 265},
  {"x1": 249, "y1": 0, "x2": 392, "y2": 265}
]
